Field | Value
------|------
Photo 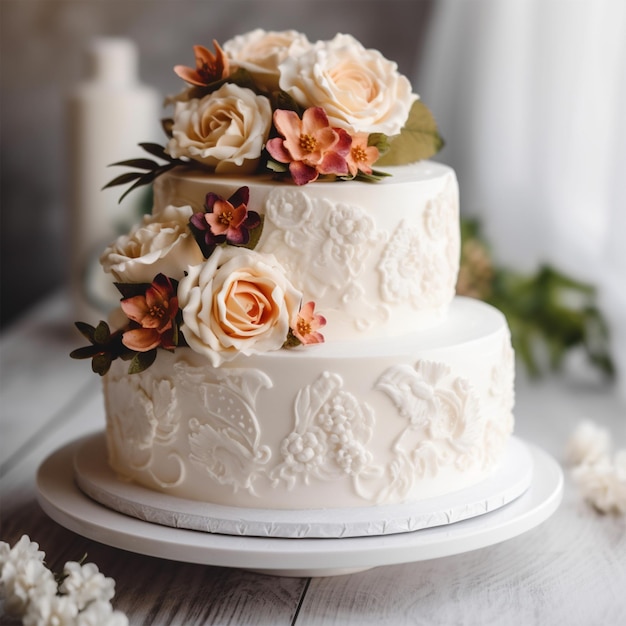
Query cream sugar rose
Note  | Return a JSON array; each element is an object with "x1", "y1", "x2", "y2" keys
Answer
[{"x1": 71, "y1": 29, "x2": 515, "y2": 514}]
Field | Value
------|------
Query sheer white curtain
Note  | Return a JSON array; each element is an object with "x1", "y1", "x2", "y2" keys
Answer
[{"x1": 418, "y1": 0, "x2": 626, "y2": 397}]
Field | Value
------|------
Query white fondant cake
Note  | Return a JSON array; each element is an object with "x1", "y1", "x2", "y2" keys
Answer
[
  {"x1": 153, "y1": 161, "x2": 460, "y2": 340},
  {"x1": 71, "y1": 29, "x2": 517, "y2": 519},
  {"x1": 104, "y1": 297, "x2": 514, "y2": 510}
]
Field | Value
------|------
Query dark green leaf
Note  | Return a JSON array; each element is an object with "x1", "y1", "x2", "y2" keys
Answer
[
  {"x1": 70, "y1": 346, "x2": 99, "y2": 360},
  {"x1": 282, "y1": 329, "x2": 302, "y2": 349},
  {"x1": 244, "y1": 216, "x2": 264, "y2": 251},
  {"x1": 128, "y1": 349, "x2": 158, "y2": 374},
  {"x1": 102, "y1": 171, "x2": 144, "y2": 190},
  {"x1": 92, "y1": 353, "x2": 113, "y2": 376},
  {"x1": 138, "y1": 142, "x2": 171, "y2": 161},
  {"x1": 368, "y1": 133, "x2": 391, "y2": 155},
  {"x1": 351, "y1": 169, "x2": 392, "y2": 183},
  {"x1": 93, "y1": 321, "x2": 111, "y2": 344},
  {"x1": 270, "y1": 89, "x2": 303, "y2": 114},
  {"x1": 115, "y1": 168, "x2": 168, "y2": 203},
  {"x1": 265, "y1": 159, "x2": 288, "y2": 174},
  {"x1": 74, "y1": 321, "x2": 96, "y2": 342},
  {"x1": 109, "y1": 158, "x2": 159, "y2": 171}
]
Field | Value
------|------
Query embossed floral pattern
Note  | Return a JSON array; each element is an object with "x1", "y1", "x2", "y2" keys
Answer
[
  {"x1": 375, "y1": 360, "x2": 487, "y2": 500},
  {"x1": 177, "y1": 360, "x2": 272, "y2": 494},
  {"x1": 270, "y1": 372, "x2": 379, "y2": 494},
  {"x1": 258, "y1": 188, "x2": 382, "y2": 331},
  {"x1": 280, "y1": 431, "x2": 326, "y2": 478},
  {"x1": 105, "y1": 373, "x2": 184, "y2": 488},
  {"x1": 378, "y1": 177, "x2": 459, "y2": 307}
]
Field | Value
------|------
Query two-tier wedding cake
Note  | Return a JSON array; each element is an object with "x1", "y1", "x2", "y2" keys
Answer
[{"x1": 71, "y1": 30, "x2": 515, "y2": 524}]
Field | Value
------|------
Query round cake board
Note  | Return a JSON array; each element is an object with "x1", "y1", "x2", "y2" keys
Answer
[
  {"x1": 36, "y1": 434, "x2": 563, "y2": 577},
  {"x1": 72, "y1": 432, "x2": 534, "y2": 539}
]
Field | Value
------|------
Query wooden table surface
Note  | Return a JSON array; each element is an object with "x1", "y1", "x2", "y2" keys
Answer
[{"x1": 2, "y1": 292, "x2": 625, "y2": 625}]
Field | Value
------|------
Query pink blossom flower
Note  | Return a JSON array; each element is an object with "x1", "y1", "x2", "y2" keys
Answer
[
  {"x1": 174, "y1": 41, "x2": 230, "y2": 86},
  {"x1": 345, "y1": 132, "x2": 380, "y2": 177},
  {"x1": 291, "y1": 301, "x2": 326, "y2": 344},
  {"x1": 266, "y1": 107, "x2": 351, "y2": 185},
  {"x1": 121, "y1": 274, "x2": 179, "y2": 352},
  {"x1": 190, "y1": 186, "x2": 261, "y2": 256}
]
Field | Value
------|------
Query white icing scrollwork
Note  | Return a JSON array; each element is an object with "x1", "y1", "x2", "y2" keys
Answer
[
  {"x1": 258, "y1": 188, "x2": 387, "y2": 330},
  {"x1": 270, "y1": 371, "x2": 382, "y2": 498},
  {"x1": 175, "y1": 361, "x2": 273, "y2": 495},
  {"x1": 484, "y1": 332, "x2": 516, "y2": 464},
  {"x1": 378, "y1": 177, "x2": 459, "y2": 308},
  {"x1": 375, "y1": 360, "x2": 486, "y2": 501},
  {"x1": 105, "y1": 374, "x2": 185, "y2": 488}
]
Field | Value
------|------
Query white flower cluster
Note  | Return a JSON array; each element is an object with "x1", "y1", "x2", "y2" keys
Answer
[
  {"x1": 0, "y1": 535, "x2": 128, "y2": 626},
  {"x1": 566, "y1": 420, "x2": 626, "y2": 514}
]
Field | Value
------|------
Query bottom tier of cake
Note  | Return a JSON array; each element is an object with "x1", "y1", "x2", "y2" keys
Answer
[{"x1": 103, "y1": 297, "x2": 515, "y2": 510}]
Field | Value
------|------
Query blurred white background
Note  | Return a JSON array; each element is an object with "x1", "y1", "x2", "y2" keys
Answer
[
  {"x1": 1, "y1": 0, "x2": 625, "y2": 395},
  {"x1": 420, "y1": 0, "x2": 626, "y2": 397}
]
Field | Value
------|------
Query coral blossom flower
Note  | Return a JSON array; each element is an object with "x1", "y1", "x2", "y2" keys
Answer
[
  {"x1": 174, "y1": 41, "x2": 230, "y2": 86},
  {"x1": 266, "y1": 107, "x2": 351, "y2": 185},
  {"x1": 345, "y1": 132, "x2": 380, "y2": 177},
  {"x1": 291, "y1": 301, "x2": 326, "y2": 345},
  {"x1": 121, "y1": 274, "x2": 179, "y2": 352},
  {"x1": 190, "y1": 186, "x2": 261, "y2": 256}
]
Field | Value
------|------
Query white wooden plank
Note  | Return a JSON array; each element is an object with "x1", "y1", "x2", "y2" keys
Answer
[{"x1": 0, "y1": 292, "x2": 98, "y2": 467}]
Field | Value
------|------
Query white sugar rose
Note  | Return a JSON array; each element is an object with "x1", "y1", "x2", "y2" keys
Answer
[
  {"x1": 100, "y1": 205, "x2": 203, "y2": 283},
  {"x1": 178, "y1": 247, "x2": 301, "y2": 366},
  {"x1": 279, "y1": 33, "x2": 417, "y2": 136},
  {"x1": 167, "y1": 83, "x2": 272, "y2": 173},
  {"x1": 223, "y1": 29, "x2": 311, "y2": 92}
]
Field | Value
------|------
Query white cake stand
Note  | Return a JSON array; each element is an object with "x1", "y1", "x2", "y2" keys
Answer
[
  {"x1": 36, "y1": 434, "x2": 563, "y2": 577},
  {"x1": 72, "y1": 432, "x2": 534, "y2": 539}
]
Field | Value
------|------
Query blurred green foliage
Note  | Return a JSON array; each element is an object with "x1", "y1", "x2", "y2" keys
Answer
[{"x1": 458, "y1": 219, "x2": 614, "y2": 378}]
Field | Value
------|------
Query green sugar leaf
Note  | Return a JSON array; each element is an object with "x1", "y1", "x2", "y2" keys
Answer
[{"x1": 375, "y1": 100, "x2": 445, "y2": 166}]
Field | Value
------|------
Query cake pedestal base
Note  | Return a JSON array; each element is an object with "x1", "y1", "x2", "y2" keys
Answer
[
  {"x1": 36, "y1": 434, "x2": 562, "y2": 576},
  {"x1": 72, "y1": 432, "x2": 534, "y2": 539}
]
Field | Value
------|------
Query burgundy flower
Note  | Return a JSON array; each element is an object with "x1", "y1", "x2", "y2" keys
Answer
[
  {"x1": 190, "y1": 186, "x2": 261, "y2": 257},
  {"x1": 120, "y1": 274, "x2": 179, "y2": 352}
]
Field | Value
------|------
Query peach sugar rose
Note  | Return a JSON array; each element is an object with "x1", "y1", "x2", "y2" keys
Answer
[
  {"x1": 166, "y1": 82, "x2": 272, "y2": 174},
  {"x1": 178, "y1": 247, "x2": 302, "y2": 366},
  {"x1": 278, "y1": 33, "x2": 416, "y2": 136},
  {"x1": 223, "y1": 29, "x2": 311, "y2": 92}
]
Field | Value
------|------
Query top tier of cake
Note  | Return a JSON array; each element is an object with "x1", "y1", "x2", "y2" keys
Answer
[
  {"x1": 76, "y1": 30, "x2": 458, "y2": 376},
  {"x1": 152, "y1": 160, "x2": 460, "y2": 341}
]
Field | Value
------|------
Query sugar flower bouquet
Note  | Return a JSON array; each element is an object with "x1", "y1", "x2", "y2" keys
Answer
[
  {"x1": 72, "y1": 30, "x2": 440, "y2": 375},
  {"x1": 107, "y1": 29, "x2": 443, "y2": 196}
]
